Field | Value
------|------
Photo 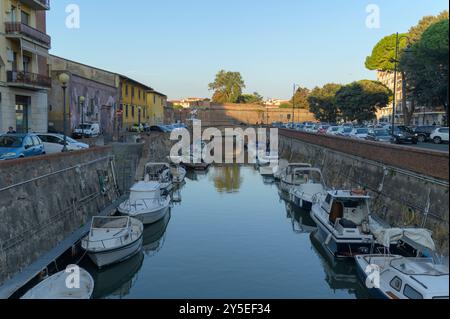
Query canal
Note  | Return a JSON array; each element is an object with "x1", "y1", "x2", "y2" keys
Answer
[{"x1": 81, "y1": 165, "x2": 370, "y2": 299}]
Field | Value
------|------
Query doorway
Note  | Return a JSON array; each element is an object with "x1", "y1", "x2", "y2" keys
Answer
[{"x1": 15, "y1": 95, "x2": 30, "y2": 133}]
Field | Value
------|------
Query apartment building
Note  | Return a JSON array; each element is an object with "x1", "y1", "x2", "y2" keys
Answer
[
  {"x1": 0, "y1": 0, "x2": 51, "y2": 133},
  {"x1": 147, "y1": 90, "x2": 167, "y2": 125}
]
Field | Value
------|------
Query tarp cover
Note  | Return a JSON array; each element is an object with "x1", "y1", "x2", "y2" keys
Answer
[{"x1": 373, "y1": 227, "x2": 436, "y2": 252}]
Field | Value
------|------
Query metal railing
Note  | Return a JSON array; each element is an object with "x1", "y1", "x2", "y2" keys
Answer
[
  {"x1": 5, "y1": 22, "x2": 51, "y2": 46},
  {"x1": 6, "y1": 71, "x2": 51, "y2": 88},
  {"x1": 121, "y1": 198, "x2": 168, "y2": 212}
]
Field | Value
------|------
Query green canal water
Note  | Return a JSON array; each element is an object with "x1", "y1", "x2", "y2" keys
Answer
[{"x1": 81, "y1": 165, "x2": 370, "y2": 299}]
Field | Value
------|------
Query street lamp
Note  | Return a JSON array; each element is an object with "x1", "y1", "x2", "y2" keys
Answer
[
  {"x1": 79, "y1": 95, "x2": 85, "y2": 138},
  {"x1": 390, "y1": 33, "x2": 411, "y2": 136},
  {"x1": 58, "y1": 72, "x2": 70, "y2": 152}
]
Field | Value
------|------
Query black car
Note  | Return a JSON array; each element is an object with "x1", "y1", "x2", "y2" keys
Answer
[
  {"x1": 391, "y1": 126, "x2": 418, "y2": 144},
  {"x1": 413, "y1": 125, "x2": 438, "y2": 143},
  {"x1": 366, "y1": 129, "x2": 392, "y2": 143}
]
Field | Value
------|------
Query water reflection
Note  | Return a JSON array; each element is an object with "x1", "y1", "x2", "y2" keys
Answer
[
  {"x1": 309, "y1": 231, "x2": 370, "y2": 299},
  {"x1": 211, "y1": 165, "x2": 242, "y2": 193},
  {"x1": 143, "y1": 210, "x2": 171, "y2": 255},
  {"x1": 185, "y1": 168, "x2": 210, "y2": 181},
  {"x1": 84, "y1": 252, "x2": 144, "y2": 299},
  {"x1": 285, "y1": 202, "x2": 317, "y2": 234}
]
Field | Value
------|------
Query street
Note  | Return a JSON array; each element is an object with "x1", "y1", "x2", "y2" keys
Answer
[{"x1": 410, "y1": 142, "x2": 449, "y2": 152}]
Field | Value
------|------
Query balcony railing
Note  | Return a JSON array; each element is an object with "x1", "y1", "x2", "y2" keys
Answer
[
  {"x1": 19, "y1": 0, "x2": 50, "y2": 10},
  {"x1": 5, "y1": 22, "x2": 51, "y2": 47},
  {"x1": 7, "y1": 71, "x2": 51, "y2": 88}
]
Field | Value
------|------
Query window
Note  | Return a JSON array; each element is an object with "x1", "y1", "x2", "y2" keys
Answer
[
  {"x1": 31, "y1": 136, "x2": 41, "y2": 146},
  {"x1": 153, "y1": 95, "x2": 156, "y2": 104},
  {"x1": 21, "y1": 11, "x2": 29, "y2": 25},
  {"x1": 404, "y1": 285, "x2": 423, "y2": 299},
  {"x1": 10, "y1": 6, "x2": 16, "y2": 22},
  {"x1": 23, "y1": 56, "x2": 31, "y2": 73},
  {"x1": 138, "y1": 89, "x2": 141, "y2": 99},
  {"x1": 390, "y1": 277, "x2": 402, "y2": 292},
  {"x1": 132, "y1": 106, "x2": 135, "y2": 118},
  {"x1": 440, "y1": 128, "x2": 449, "y2": 134},
  {"x1": 132, "y1": 87, "x2": 135, "y2": 98},
  {"x1": 24, "y1": 137, "x2": 33, "y2": 148},
  {"x1": 325, "y1": 194, "x2": 332, "y2": 204},
  {"x1": 125, "y1": 85, "x2": 128, "y2": 96},
  {"x1": 125, "y1": 105, "x2": 128, "y2": 118}
]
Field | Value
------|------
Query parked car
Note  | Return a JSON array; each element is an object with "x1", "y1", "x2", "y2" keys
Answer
[
  {"x1": 366, "y1": 129, "x2": 392, "y2": 143},
  {"x1": 317, "y1": 125, "x2": 330, "y2": 134},
  {"x1": 391, "y1": 127, "x2": 418, "y2": 144},
  {"x1": 129, "y1": 124, "x2": 144, "y2": 133},
  {"x1": 336, "y1": 126, "x2": 353, "y2": 137},
  {"x1": 430, "y1": 127, "x2": 449, "y2": 144},
  {"x1": 0, "y1": 133, "x2": 45, "y2": 160},
  {"x1": 272, "y1": 122, "x2": 283, "y2": 128},
  {"x1": 350, "y1": 128, "x2": 369, "y2": 139},
  {"x1": 37, "y1": 133, "x2": 89, "y2": 154},
  {"x1": 73, "y1": 123, "x2": 100, "y2": 138},
  {"x1": 412, "y1": 126, "x2": 437, "y2": 143},
  {"x1": 326, "y1": 126, "x2": 340, "y2": 135}
]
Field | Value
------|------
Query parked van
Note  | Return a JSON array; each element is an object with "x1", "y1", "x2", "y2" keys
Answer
[{"x1": 73, "y1": 123, "x2": 100, "y2": 138}]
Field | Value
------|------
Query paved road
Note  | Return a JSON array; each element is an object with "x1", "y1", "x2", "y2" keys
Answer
[{"x1": 410, "y1": 142, "x2": 449, "y2": 153}]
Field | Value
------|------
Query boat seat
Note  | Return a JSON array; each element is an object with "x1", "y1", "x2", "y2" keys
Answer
[{"x1": 339, "y1": 218, "x2": 358, "y2": 229}]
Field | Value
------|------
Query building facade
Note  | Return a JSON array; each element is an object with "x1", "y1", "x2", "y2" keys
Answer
[
  {"x1": 376, "y1": 71, "x2": 446, "y2": 126},
  {"x1": 146, "y1": 90, "x2": 167, "y2": 125},
  {"x1": 169, "y1": 98, "x2": 210, "y2": 109},
  {"x1": 0, "y1": 0, "x2": 51, "y2": 133},
  {"x1": 47, "y1": 55, "x2": 119, "y2": 139},
  {"x1": 118, "y1": 76, "x2": 153, "y2": 131}
]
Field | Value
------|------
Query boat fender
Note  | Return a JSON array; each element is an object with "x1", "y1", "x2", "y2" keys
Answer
[{"x1": 325, "y1": 234, "x2": 332, "y2": 246}]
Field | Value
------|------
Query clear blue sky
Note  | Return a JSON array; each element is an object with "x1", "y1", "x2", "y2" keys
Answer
[{"x1": 47, "y1": 0, "x2": 449, "y2": 100}]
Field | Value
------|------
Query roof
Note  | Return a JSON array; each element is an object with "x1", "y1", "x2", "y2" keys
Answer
[
  {"x1": 148, "y1": 90, "x2": 167, "y2": 98},
  {"x1": 118, "y1": 74, "x2": 153, "y2": 91},
  {"x1": 327, "y1": 190, "x2": 371, "y2": 199},
  {"x1": 130, "y1": 181, "x2": 160, "y2": 192}
]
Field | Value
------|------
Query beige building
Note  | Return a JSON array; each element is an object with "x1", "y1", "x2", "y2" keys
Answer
[
  {"x1": 170, "y1": 97, "x2": 210, "y2": 109},
  {"x1": 376, "y1": 71, "x2": 446, "y2": 125},
  {"x1": 0, "y1": 0, "x2": 51, "y2": 133}
]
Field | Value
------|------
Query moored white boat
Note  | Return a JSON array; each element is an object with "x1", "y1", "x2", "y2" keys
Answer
[
  {"x1": 310, "y1": 189, "x2": 375, "y2": 258},
  {"x1": 144, "y1": 163, "x2": 173, "y2": 192},
  {"x1": 289, "y1": 168, "x2": 327, "y2": 211},
  {"x1": 118, "y1": 181, "x2": 171, "y2": 225},
  {"x1": 279, "y1": 163, "x2": 312, "y2": 193},
  {"x1": 21, "y1": 266, "x2": 94, "y2": 299},
  {"x1": 355, "y1": 254, "x2": 449, "y2": 299},
  {"x1": 81, "y1": 216, "x2": 143, "y2": 268}
]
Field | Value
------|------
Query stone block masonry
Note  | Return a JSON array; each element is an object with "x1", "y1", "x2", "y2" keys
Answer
[
  {"x1": 279, "y1": 130, "x2": 449, "y2": 255},
  {"x1": 0, "y1": 145, "x2": 140, "y2": 285}
]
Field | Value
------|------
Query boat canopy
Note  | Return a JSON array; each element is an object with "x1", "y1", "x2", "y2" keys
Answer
[{"x1": 374, "y1": 228, "x2": 436, "y2": 252}]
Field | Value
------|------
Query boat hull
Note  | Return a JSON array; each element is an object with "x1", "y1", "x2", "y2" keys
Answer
[
  {"x1": 291, "y1": 195, "x2": 313, "y2": 211},
  {"x1": 311, "y1": 211, "x2": 373, "y2": 259},
  {"x1": 87, "y1": 235, "x2": 143, "y2": 269},
  {"x1": 354, "y1": 256, "x2": 389, "y2": 299}
]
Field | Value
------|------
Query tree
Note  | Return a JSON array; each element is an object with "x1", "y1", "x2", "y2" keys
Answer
[
  {"x1": 336, "y1": 80, "x2": 392, "y2": 124},
  {"x1": 208, "y1": 70, "x2": 246, "y2": 103},
  {"x1": 408, "y1": 11, "x2": 448, "y2": 43},
  {"x1": 237, "y1": 92, "x2": 264, "y2": 105},
  {"x1": 365, "y1": 33, "x2": 409, "y2": 72},
  {"x1": 401, "y1": 19, "x2": 449, "y2": 124},
  {"x1": 307, "y1": 83, "x2": 343, "y2": 123},
  {"x1": 291, "y1": 87, "x2": 310, "y2": 109}
]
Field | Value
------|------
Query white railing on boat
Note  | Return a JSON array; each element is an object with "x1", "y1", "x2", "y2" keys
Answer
[
  {"x1": 121, "y1": 198, "x2": 168, "y2": 211},
  {"x1": 82, "y1": 228, "x2": 138, "y2": 250}
]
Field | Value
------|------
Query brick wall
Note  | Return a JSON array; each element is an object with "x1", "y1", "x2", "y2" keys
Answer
[{"x1": 279, "y1": 129, "x2": 449, "y2": 181}]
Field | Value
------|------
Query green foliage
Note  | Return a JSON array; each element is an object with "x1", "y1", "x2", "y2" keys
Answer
[
  {"x1": 208, "y1": 70, "x2": 246, "y2": 103},
  {"x1": 279, "y1": 103, "x2": 292, "y2": 109},
  {"x1": 291, "y1": 87, "x2": 310, "y2": 109},
  {"x1": 172, "y1": 104, "x2": 184, "y2": 110},
  {"x1": 237, "y1": 92, "x2": 264, "y2": 104},
  {"x1": 408, "y1": 11, "x2": 448, "y2": 43},
  {"x1": 336, "y1": 80, "x2": 392, "y2": 123},
  {"x1": 400, "y1": 18, "x2": 449, "y2": 110},
  {"x1": 365, "y1": 33, "x2": 409, "y2": 71},
  {"x1": 307, "y1": 83, "x2": 343, "y2": 123}
]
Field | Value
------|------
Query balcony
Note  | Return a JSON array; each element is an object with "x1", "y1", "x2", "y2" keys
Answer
[
  {"x1": 19, "y1": 0, "x2": 50, "y2": 10},
  {"x1": 5, "y1": 22, "x2": 51, "y2": 48},
  {"x1": 7, "y1": 71, "x2": 51, "y2": 89}
]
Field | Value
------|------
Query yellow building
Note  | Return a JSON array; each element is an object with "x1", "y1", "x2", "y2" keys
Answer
[
  {"x1": 146, "y1": 90, "x2": 167, "y2": 125},
  {"x1": 119, "y1": 76, "x2": 153, "y2": 131}
]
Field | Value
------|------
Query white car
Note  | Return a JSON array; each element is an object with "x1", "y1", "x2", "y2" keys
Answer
[
  {"x1": 430, "y1": 127, "x2": 449, "y2": 144},
  {"x1": 350, "y1": 128, "x2": 369, "y2": 139},
  {"x1": 37, "y1": 133, "x2": 90, "y2": 154},
  {"x1": 326, "y1": 126, "x2": 340, "y2": 135},
  {"x1": 73, "y1": 123, "x2": 100, "y2": 138}
]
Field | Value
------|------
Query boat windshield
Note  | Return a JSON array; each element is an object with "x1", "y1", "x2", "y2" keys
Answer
[
  {"x1": 390, "y1": 257, "x2": 449, "y2": 276},
  {"x1": 92, "y1": 217, "x2": 129, "y2": 229},
  {"x1": 293, "y1": 170, "x2": 324, "y2": 184}
]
